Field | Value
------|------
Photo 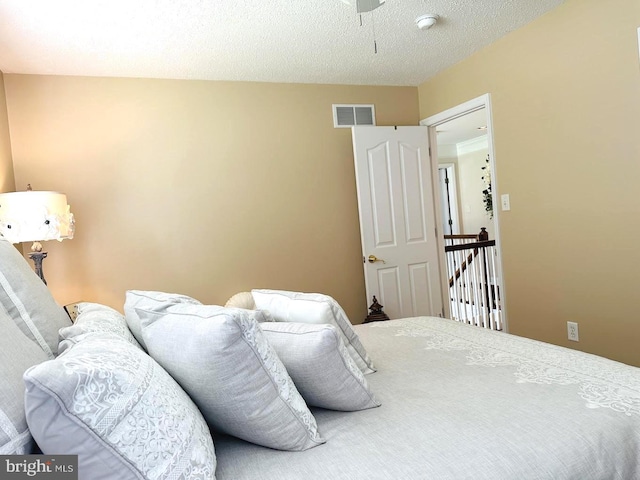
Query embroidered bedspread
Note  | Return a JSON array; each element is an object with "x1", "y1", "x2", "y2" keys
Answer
[{"x1": 214, "y1": 317, "x2": 640, "y2": 480}]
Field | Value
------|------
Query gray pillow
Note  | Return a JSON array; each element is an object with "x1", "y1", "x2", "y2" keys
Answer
[
  {"x1": 59, "y1": 302, "x2": 142, "y2": 348},
  {"x1": 137, "y1": 302, "x2": 325, "y2": 451},
  {"x1": 24, "y1": 331, "x2": 216, "y2": 480},
  {"x1": 0, "y1": 236, "x2": 71, "y2": 357},
  {"x1": 252, "y1": 289, "x2": 376, "y2": 374},
  {"x1": 124, "y1": 290, "x2": 202, "y2": 350},
  {"x1": 260, "y1": 322, "x2": 381, "y2": 411},
  {"x1": 0, "y1": 310, "x2": 48, "y2": 454}
]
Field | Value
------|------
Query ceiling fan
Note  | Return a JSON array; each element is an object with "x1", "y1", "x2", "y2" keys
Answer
[
  {"x1": 340, "y1": 0, "x2": 385, "y2": 14},
  {"x1": 340, "y1": 0, "x2": 386, "y2": 53}
]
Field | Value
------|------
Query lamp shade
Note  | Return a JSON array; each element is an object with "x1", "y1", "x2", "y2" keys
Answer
[{"x1": 0, "y1": 191, "x2": 75, "y2": 244}]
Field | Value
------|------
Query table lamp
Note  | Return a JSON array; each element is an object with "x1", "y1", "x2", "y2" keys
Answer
[{"x1": 0, "y1": 185, "x2": 75, "y2": 285}]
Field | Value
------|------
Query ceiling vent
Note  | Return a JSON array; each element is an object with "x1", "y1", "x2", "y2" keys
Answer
[{"x1": 333, "y1": 104, "x2": 376, "y2": 128}]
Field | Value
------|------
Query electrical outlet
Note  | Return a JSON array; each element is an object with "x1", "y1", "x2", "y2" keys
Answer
[{"x1": 567, "y1": 321, "x2": 579, "y2": 342}]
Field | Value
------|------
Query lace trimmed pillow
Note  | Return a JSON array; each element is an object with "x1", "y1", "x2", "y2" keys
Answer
[
  {"x1": 261, "y1": 322, "x2": 380, "y2": 411},
  {"x1": 124, "y1": 290, "x2": 203, "y2": 350},
  {"x1": 252, "y1": 289, "x2": 376, "y2": 374},
  {"x1": 136, "y1": 303, "x2": 324, "y2": 451},
  {"x1": 59, "y1": 302, "x2": 142, "y2": 349},
  {"x1": 23, "y1": 332, "x2": 216, "y2": 480}
]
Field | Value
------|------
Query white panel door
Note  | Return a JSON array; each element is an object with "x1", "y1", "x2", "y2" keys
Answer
[{"x1": 352, "y1": 126, "x2": 443, "y2": 319}]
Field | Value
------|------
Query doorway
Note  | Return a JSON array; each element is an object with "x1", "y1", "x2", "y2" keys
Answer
[
  {"x1": 351, "y1": 126, "x2": 443, "y2": 320},
  {"x1": 437, "y1": 163, "x2": 460, "y2": 236},
  {"x1": 422, "y1": 94, "x2": 508, "y2": 331}
]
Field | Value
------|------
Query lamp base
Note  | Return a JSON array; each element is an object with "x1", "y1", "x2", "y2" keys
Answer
[{"x1": 28, "y1": 251, "x2": 48, "y2": 285}]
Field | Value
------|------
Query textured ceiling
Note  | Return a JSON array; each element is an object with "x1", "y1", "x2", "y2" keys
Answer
[{"x1": 0, "y1": 0, "x2": 565, "y2": 86}]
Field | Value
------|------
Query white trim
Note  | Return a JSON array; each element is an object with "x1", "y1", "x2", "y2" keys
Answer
[
  {"x1": 421, "y1": 93, "x2": 509, "y2": 332},
  {"x1": 427, "y1": 126, "x2": 450, "y2": 319},
  {"x1": 456, "y1": 135, "x2": 488, "y2": 156},
  {"x1": 420, "y1": 95, "x2": 486, "y2": 127}
]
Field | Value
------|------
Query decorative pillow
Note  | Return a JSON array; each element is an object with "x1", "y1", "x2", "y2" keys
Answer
[
  {"x1": 0, "y1": 310, "x2": 49, "y2": 454},
  {"x1": 24, "y1": 332, "x2": 216, "y2": 480},
  {"x1": 224, "y1": 291, "x2": 256, "y2": 309},
  {"x1": 59, "y1": 302, "x2": 142, "y2": 348},
  {"x1": 260, "y1": 322, "x2": 381, "y2": 411},
  {"x1": 252, "y1": 289, "x2": 376, "y2": 374},
  {"x1": 124, "y1": 290, "x2": 202, "y2": 350},
  {"x1": 224, "y1": 292, "x2": 275, "y2": 323},
  {"x1": 137, "y1": 302, "x2": 324, "y2": 451},
  {"x1": 0, "y1": 236, "x2": 72, "y2": 358}
]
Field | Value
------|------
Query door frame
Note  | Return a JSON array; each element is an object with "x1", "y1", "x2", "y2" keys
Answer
[
  {"x1": 437, "y1": 163, "x2": 461, "y2": 235},
  {"x1": 421, "y1": 93, "x2": 509, "y2": 331}
]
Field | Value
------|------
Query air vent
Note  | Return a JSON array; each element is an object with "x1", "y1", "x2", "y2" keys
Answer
[{"x1": 332, "y1": 104, "x2": 376, "y2": 128}]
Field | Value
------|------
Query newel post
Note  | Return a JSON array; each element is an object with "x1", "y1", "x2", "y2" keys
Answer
[{"x1": 364, "y1": 296, "x2": 390, "y2": 323}]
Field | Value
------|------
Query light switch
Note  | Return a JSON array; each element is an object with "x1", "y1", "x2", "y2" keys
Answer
[{"x1": 501, "y1": 194, "x2": 511, "y2": 211}]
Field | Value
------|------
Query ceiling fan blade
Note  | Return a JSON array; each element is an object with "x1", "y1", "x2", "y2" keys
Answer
[{"x1": 341, "y1": 0, "x2": 386, "y2": 14}]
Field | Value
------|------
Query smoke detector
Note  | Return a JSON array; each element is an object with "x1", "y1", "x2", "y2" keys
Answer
[{"x1": 416, "y1": 14, "x2": 439, "y2": 30}]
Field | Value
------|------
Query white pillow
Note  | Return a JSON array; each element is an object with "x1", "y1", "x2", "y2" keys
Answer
[
  {"x1": 24, "y1": 332, "x2": 216, "y2": 480},
  {"x1": 252, "y1": 289, "x2": 376, "y2": 374},
  {"x1": 0, "y1": 237, "x2": 72, "y2": 357},
  {"x1": 124, "y1": 290, "x2": 202, "y2": 350},
  {"x1": 59, "y1": 302, "x2": 142, "y2": 349},
  {"x1": 260, "y1": 322, "x2": 380, "y2": 411},
  {"x1": 136, "y1": 302, "x2": 325, "y2": 451},
  {"x1": 0, "y1": 310, "x2": 48, "y2": 455}
]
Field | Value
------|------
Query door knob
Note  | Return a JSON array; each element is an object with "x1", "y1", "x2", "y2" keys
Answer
[{"x1": 368, "y1": 255, "x2": 386, "y2": 264}]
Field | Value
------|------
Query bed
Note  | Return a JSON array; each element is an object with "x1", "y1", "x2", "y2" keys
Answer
[{"x1": 213, "y1": 316, "x2": 640, "y2": 480}]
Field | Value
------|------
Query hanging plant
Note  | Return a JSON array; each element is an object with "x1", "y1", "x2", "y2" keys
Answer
[{"x1": 481, "y1": 154, "x2": 493, "y2": 219}]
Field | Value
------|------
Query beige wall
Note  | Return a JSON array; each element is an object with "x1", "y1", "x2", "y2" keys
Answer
[
  {"x1": 0, "y1": 71, "x2": 15, "y2": 193},
  {"x1": 4, "y1": 75, "x2": 419, "y2": 322},
  {"x1": 418, "y1": 0, "x2": 640, "y2": 366},
  {"x1": 456, "y1": 144, "x2": 494, "y2": 239}
]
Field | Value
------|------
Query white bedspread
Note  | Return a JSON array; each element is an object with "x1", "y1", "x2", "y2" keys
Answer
[{"x1": 214, "y1": 317, "x2": 640, "y2": 480}]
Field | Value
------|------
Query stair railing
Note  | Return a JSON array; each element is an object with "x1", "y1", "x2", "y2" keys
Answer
[{"x1": 444, "y1": 228, "x2": 502, "y2": 330}]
